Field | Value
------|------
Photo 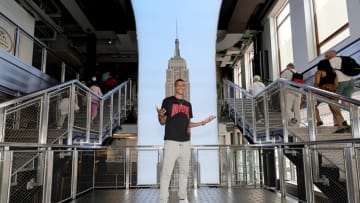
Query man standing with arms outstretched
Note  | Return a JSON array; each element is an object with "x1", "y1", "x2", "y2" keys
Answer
[{"x1": 156, "y1": 78, "x2": 216, "y2": 203}]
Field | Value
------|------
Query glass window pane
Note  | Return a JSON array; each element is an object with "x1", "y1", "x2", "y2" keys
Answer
[
  {"x1": 313, "y1": 0, "x2": 349, "y2": 51},
  {"x1": 276, "y1": 4, "x2": 290, "y2": 25},
  {"x1": 319, "y1": 28, "x2": 350, "y2": 53},
  {"x1": 18, "y1": 31, "x2": 35, "y2": 65},
  {"x1": 277, "y1": 17, "x2": 294, "y2": 71}
]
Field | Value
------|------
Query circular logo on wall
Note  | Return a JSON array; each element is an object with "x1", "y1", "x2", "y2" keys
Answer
[{"x1": 0, "y1": 26, "x2": 13, "y2": 53}]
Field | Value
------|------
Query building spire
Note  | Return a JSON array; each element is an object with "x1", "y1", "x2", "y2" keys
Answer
[{"x1": 174, "y1": 18, "x2": 180, "y2": 57}]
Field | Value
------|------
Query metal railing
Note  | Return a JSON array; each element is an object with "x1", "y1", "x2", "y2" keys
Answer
[
  {"x1": 0, "y1": 79, "x2": 133, "y2": 146},
  {"x1": 0, "y1": 11, "x2": 79, "y2": 83},
  {"x1": 222, "y1": 78, "x2": 360, "y2": 202},
  {"x1": 223, "y1": 78, "x2": 360, "y2": 143},
  {"x1": 1, "y1": 139, "x2": 360, "y2": 203}
]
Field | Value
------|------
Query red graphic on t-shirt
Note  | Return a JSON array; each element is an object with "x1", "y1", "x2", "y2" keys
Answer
[{"x1": 171, "y1": 104, "x2": 190, "y2": 119}]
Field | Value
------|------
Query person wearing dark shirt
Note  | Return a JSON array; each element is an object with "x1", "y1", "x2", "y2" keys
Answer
[
  {"x1": 156, "y1": 79, "x2": 216, "y2": 203},
  {"x1": 104, "y1": 73, "x2": 118, "y2": 92},
  {"x1": 314, "y1": 60, "x2": 346, "y2": 133}
]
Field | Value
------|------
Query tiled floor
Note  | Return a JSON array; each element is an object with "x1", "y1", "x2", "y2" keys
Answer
[{"x1": 70, "y1": 187, "x2": 298, "y2": 203}]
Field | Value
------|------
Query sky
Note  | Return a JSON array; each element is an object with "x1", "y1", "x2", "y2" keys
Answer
[
  {"x1": 132, "y1": 0, "x2": 221, "y2": 184},
  {"x1": 132, "y1": 0, "x2": 221, "y2": 145}
]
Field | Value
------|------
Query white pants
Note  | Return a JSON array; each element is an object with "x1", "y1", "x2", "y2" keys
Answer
[
  {"x1": 160, "y1": 140, "x2": 191, "y2": 203},
  {"x1": 57, "y1": 113, "x2": 67, "y2": 128},
  {"x1": 285, "y1": 92, "x2": 301, "y2": 126}
]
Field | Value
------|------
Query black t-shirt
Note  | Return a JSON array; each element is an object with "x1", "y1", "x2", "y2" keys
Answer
[
  {"x1": 161, "y1": 96, "x2": 193, "y2": 141},
  {"x1": 319, "y1": 71, "x2": 336, "y2": 86}
]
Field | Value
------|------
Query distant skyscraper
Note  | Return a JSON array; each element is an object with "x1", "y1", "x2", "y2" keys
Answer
[{"x1": 166, "y1": 38, "x2": 190, "y2": 100}]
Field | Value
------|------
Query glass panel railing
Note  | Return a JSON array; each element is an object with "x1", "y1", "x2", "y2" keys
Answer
[
  {"x1": 17, "y1": 30, "x2": 37, "y2": 66},
  {"x1": 9, "y1": 150, "x2": 44, "y2": 203},
  {"x1": 4, "y1": 97, "x2": 42, "y2": 143},
  {"x1": 51, "y1": 150, "x2": 73, "y2": 202},
  {"x1": 30, "y1": 40, "x2": 43, "y2": 71},
  {"x1": 45, "y1": 51, "x2": 63, "y2": 82},
  {"x1": 0, "y1": 79, "x2": 133, "y2": 146},
  {"x1": 0, "y1": 12, "x2": 79, "y2": 83},
  {"x1": 77, "y1": 151, "x2": 95, "y2": 194},
  {"x1": 1, "y1": 142, "x2": 360, "y2": 202},
  {"x1": 94, "y1": 149, "x2": 126, "y2": 188},
  {"x1": 223, "y1": 78, "x2": 360, "y2": 144},
  {"x1": 311, "y1": 145, "x2": 347, "y2": 203}
]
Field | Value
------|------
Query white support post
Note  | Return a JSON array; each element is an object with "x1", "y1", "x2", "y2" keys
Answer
[
  {"x1": 42, "y1": 150, "x2": 54, "y2": 203},
  {"x1": 303, "y1": 146, "x2": 314, "y2": 203},
  {"x1": 344, "y1": 147, "x2": 360, "y2": 203},
  {"x1": 39, "y1": 93, "x2": 50, "y2": 144},
  {"x1": 0, "y1": 149, "x2": 12, "y2": 203},
  {"x1": 71, "y1": 149, "x2": 79, "y2": 199}
]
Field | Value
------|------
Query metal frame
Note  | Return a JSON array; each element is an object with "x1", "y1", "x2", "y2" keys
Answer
[{"x1": 1, "y1": 142, "x2": 360, "y2": 202}]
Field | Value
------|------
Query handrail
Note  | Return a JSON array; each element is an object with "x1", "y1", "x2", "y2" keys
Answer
[
  {"x1": 2, "y1": 137, "x2": 359, "y2": 202},
  {"x1": 0, "y1": 79, "x2": 130, "y2": 108},
  {"x1": 0, "y1": 11, "x2": 47, "y2": 49},
  {"x1": 0, "y1": 11, "x2": 79, "y2": 83},
  {"x1": 301, "y1": 37, "x2": 360, "y2": 75},
  {"x1": 2, "y1": 139, "x2": 360, "y2": 149},
  {"x1": 223, "y1": 77, "x2": 360, "y2": 144},
  {"x1": 224, "y1": 78, "x2": 360, "y2": 107},
  {"x1": 262, "y1": 37, "x2": 360, "y2": 84},
  {"x1": 0, "y1": 78, "x2": 133, "y2": 147}
]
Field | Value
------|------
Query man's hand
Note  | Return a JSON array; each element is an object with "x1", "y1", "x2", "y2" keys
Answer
[
  {"x1": 156, "y1": 106, "x2": 167, "y2": 125},
  {"x1": 156, "y1": 106, "x2": 166, "y2": 117},
  {"x1": 201, "y1": 115, "x2": 216, "y2": 125}
]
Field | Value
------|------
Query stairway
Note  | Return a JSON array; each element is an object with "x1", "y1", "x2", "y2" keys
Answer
[
  {"x1": 225, "y1": 98, "x2": 283, "y2": 142},
  {"x1": 286, "y1": 126, "x2": 351, "y2": 202},
  {"x1": 57, "y1": 97, "x2": 126, "y2": 143},
  {"x1": 225, "y1": 97, "x2": 350, "y2": 202}
]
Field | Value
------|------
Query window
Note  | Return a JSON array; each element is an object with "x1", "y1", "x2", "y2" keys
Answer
[
  {"x1": 276, "y1": 3, "x2": 294, "y2": 72},
  {"x1": 312, "y1": 0, "x2": 349, "y2": 54}
]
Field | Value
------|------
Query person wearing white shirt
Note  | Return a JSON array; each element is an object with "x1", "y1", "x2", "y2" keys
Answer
[
  {"x1": 249, "y1": 75, "x2": 266, "y2": 121},
  {"x1": 280, "y1": 63, "x2": 301, "y2": 126},
  {"x1": 325, "y1": 50, "x2": 353, "y2": 126},
  {"x1": 325, "y1": 50, "x2": 355, "y2": 98}
]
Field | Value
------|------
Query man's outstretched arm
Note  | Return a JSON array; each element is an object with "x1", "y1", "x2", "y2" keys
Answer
[{"x1": 189, "y1": 115, "x2": 216, "y2": 128}]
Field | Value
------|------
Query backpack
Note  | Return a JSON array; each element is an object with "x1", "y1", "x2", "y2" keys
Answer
[
  {"x1": 291, "y1": 71, "x2": 304, "y2": 84},
  {"x1": 338, "y1": 56, "x2": 360, "y2": 76}
]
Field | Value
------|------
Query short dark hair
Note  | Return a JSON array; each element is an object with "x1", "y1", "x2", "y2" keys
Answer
[{"x1": 175, "y1": 78, "x2": 184, "y2": 85}]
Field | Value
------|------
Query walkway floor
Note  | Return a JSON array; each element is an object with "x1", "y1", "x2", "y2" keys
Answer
[{"x1": 70, "y1": 187, "x2": 298, "y2": 203}]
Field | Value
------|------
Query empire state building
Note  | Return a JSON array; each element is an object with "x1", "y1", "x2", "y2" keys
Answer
[{"x1": 165, "y1": 38, "x2": 190, "y2": 101}]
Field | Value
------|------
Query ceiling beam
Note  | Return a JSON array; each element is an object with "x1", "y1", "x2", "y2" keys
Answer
[{"x1": 59, "y1": 0, "x2": 95, "y2": 33}]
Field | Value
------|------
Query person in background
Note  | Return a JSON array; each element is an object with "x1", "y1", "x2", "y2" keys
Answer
[
  {"x1": 325, "y1": 49, "x2": 353, "y2": 127},
  {"x1": 156, "y1": 79, "x2": 216, "y2": 203},
  {"x1": 90, "y1": 80, "x2": 103, "y2": 121},
  {"x1": 249, "y1": 75, "x2": 266, "y2": 123},
  {"x1": 280, "y1": 63, "x2": 301, "y2": 126},
  {"x1": 57, "y1": 94, "x2": 79, "y2": 129},
  {"x1": 104, "y1": 73, "x2": 118, "y2": 93},
  {"x1": 86, "y1": 75, "x2": 97, "y2": 87},
  {"x1": 314, "y1": 59, "x2": 346, "y2": 133}
]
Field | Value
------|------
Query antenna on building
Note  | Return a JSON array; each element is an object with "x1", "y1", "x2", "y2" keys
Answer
[
  {"x1": 176, "y1": 17, "x2": 178, "y2": 39},
  {"x1": 174, "y1": 17, "x2": 180, "y2": 57}
]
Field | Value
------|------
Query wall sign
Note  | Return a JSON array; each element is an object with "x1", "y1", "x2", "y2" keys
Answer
[{"x1": 0, "y1": 26, "x2": 13, "y2": 53}]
